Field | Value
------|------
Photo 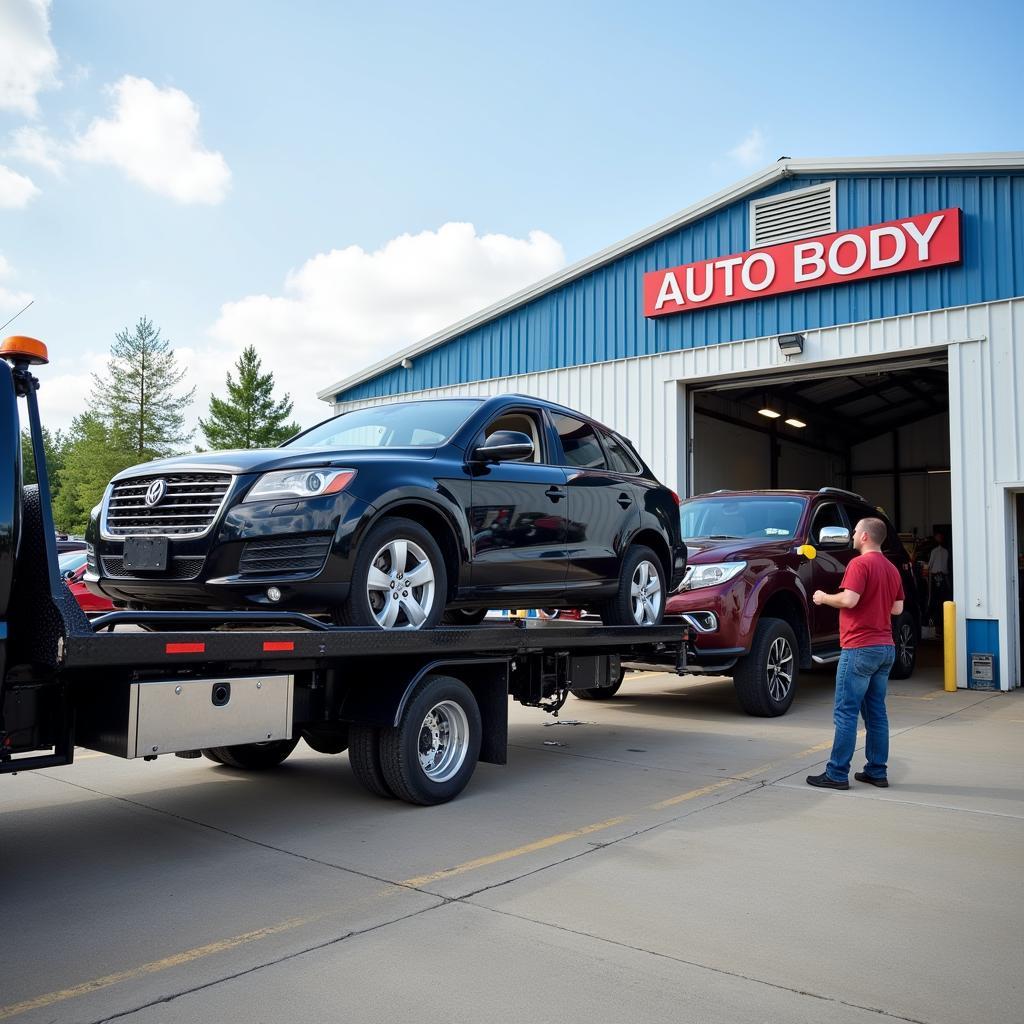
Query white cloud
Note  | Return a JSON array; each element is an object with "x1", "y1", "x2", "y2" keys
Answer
[
  {"x1": 205, "y1": 222, "x2": 566, "y2": 427},
  {"x1": 0, "y1": 0, "x2": 59, "y2": 116},
  {"x1": 7, "y1": 125, "x2": 63, "y2": 175},
  {"x1": 72, "y1": 76, "x2": 231, "y2": 204},
  {"x1": 0, "y1": 254, "x2": 32, "y2": 332},
  {"x1": 728, "y1": 128, "x2": 767, "y2": 169},
  {"x1": 0, "y1": 164, "x2": 40, "y2": 208}
]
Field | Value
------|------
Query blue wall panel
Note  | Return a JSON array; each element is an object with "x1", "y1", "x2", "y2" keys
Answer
[{"x1": 336, "y1": 171, "x2": 1024, "y2": 403}]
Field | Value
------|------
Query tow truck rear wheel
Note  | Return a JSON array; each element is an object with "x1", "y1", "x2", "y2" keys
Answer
[
  {"x1": 379, "y1": 674, "x2": 481, "y2": 805},
  {"x1": 202, "y1": 736, "x2": 300, "y2": 769},
  {"x1": 732, "y1": 617, "x2": 798, "y2": 717},
  {"x1": 348, "y1": 723, "x2": 395, "y2": 799},
  {"x1": 572, "y1": 663, "x2": 625, "y2": 700}
]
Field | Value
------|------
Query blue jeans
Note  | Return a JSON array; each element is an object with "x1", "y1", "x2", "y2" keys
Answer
[{"x1": 826, "y1": 644, "x2": 895, "y2": 783}]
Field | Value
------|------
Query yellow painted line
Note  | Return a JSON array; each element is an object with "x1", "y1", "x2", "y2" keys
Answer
[
  {"x1": 0, "y1": 914, "x2": 317, "y2": 1021},
  {"x1": 74, "y1": 752, "x2": 108, "y2": 761},
  {"x1": 403, "y1": 736, "x2": 849, "y2": 888},
  {"x1": 400, "y1": 815, "x2": 630, "y2": 888}
]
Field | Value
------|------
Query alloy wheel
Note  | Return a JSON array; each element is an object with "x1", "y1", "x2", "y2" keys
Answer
[
  {"x1": 630, "y1": 560, "x2": 663, "y2": 625},
  {"x1": 417, "y1": 700, "x2": 471, "y2": 782},
  {"x1": 366, "y1": 538, "x2": 436, "y2": 629},
  {"x1": 896, "y1": 621, "x2": 916, "y2": 671},
  {"x1": 766, "y1": 636, "x2": 795, "y2": 702}
]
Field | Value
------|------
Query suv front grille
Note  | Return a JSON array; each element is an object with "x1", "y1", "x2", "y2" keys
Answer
[
  {"x1": 104, "y1": 473, "x2": 232, "y2": 538},
  {"x1": 238, "y1": 536, "x2": 332, "y2": 576}
]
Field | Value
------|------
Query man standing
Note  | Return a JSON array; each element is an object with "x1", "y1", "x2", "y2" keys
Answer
[
  {"x1": 927, "y1": 531, "x2": 951, "y2": 636},
  {"x1": 807, "y1": 517, "x2": 905, "y2": 791}
]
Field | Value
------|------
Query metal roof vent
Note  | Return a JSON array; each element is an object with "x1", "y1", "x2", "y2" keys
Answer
[{"x1": 749, "y1": 181, "x2": 836, "y2": 247}]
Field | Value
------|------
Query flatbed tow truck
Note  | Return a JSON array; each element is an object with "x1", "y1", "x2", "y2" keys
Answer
[{"x1": 0, "y1": 336, "x2": 689, "y2": 804}]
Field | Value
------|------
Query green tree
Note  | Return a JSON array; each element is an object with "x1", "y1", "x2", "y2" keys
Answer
[
  {"x1": 199, "y1": 345, "x2": 300, "y2": 450},
  {"x1": 20, "y1": 426, "x2": 66, "y2": 495},
  {"x1": 91, "y1": 316, "x2": 195, "y2": 458},
  {"x1": 51, "y1": 414, "x2": 136, "y2": 535}
]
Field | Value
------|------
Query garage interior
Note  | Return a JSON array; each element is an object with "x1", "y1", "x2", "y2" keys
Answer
[{"x1": 689, "y1": 355, "x2": 952, "y2": 632}]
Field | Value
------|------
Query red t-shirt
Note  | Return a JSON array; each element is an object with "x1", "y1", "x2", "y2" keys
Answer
[{"x1": 839, "y1": 552, "x2": 905, "y2": 649}]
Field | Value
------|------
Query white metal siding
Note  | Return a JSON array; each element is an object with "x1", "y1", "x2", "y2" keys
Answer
[{"x1": 334, "y1": 298, "x2": 1024, "y2": 688}]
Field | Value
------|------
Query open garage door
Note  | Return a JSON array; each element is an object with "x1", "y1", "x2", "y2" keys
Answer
[{"x1": 688, "y1": 353, "x2": 952, "y2": 635}]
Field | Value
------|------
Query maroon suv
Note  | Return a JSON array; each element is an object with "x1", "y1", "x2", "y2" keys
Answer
[{"x1": 666, "y1": 488, "x2": 920, "y2": 716}]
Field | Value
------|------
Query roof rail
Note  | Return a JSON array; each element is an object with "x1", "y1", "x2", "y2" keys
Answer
[{"x1": 818, "y1": 486, "x2": 865, "y2": 501}]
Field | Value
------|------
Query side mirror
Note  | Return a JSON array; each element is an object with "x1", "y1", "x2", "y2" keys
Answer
[
  {"x1": 818, "y1": 525, "x2": 851, "y2": 547},
  {"x1": 473, "y1": 430, "x2": 535, "y2": 463}
]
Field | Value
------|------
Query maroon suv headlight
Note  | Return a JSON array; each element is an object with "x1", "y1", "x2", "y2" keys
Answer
[{"x1": 683, "y1": 561, "x2": 746, "y2": 590}]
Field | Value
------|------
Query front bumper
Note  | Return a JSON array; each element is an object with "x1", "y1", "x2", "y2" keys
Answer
[
  {"x1": 665, "y1": 583, "x2": 752, "y2": 670},
  {"x1": 86, "y1": 490, "x2": 376, "y2": 610}
]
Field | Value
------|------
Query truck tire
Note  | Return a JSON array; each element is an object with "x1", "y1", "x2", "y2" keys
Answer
[
  {"x1": 442, "y1": 607, "x2": 488, "y2": 626},
  {"x1": 889, "y1": 611, "x2": 918, "y2": 680},
  {"x1": 572, "y1": 663, "x2": 625, "y2": 700},
  {"x1": 202, "y1": 736, "x2": 300, "y2": 769},
  {"x1": 334, "y1": 517, "x2": 447, "y2": 630},
  {"x1": 732, "y1": 617, "x2": 799, "y2": 717},
  {"x1": 301, "y1": 724, "x2": 350, "y2": 755},
  {"x1": 598, "y1": 546, "x2": 665, "y2": 627},
  {"x1": 379, "y1": 674, "x2": 482, "y2": 805},
  {"x1": 348, "y1": 723, "x2": 394, "y2": 799}
]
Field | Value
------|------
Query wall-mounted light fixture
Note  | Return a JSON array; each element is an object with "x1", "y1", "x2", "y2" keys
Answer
[
  {"x1": 777, "y1": 333, "x2": 804, "y2": 357},
  {"x1": 400, "y1": 357, "x2": 413, "y2": 370}
]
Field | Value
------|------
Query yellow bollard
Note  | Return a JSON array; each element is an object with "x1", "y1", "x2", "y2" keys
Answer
[{"x1": 943, "y1": 601, "x2": 957, "y2": 691}]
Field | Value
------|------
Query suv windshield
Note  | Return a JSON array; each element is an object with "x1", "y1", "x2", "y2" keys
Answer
[
  {"x1": 681, "y1": 496, "x2": 807, "y2": 540},
  {"x1": 288, "y1": 400, "x2": 480, "y2": 450}
]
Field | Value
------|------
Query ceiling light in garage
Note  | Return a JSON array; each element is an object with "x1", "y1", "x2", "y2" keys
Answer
[
  {"x1": 784, "y1": 417, "x2": 807, "y2": 428},
  {"x1": 758, "y1": 407, "x2": 781, "y2": 419}
]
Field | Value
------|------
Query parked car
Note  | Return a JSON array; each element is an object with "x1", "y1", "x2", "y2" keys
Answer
[
  {"x1": 56, "y1": 537, "x2": 87, "y2": 554},
  {"x1": 85, "y1": 395, "x2": 686, "y2": 629},
  {"x1": 665, "y1": 488, "x2": 920, "y2": 716},
  {"x1": 59, "y1": 551, "x2": 114, "y2": 616}
]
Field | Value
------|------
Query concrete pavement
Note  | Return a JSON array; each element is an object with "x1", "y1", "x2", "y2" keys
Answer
[{"x1": 1, "y1": 644, "x2": 1019, "y2": 1024}]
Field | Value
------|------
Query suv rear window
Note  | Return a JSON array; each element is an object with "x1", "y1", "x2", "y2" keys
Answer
[
  {"x1": 681, "y1": 496, "x2": 806, "y2": 540},
  {"x1": 552, "y1": 414, "x2": 608, "y2": 470}
]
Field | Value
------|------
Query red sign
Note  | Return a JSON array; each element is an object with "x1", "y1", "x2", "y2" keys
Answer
[{"x1": 643, "y1": 208, "x2": 961, "y2": 318}]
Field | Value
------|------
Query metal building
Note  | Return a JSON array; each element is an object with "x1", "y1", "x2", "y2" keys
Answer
[{"x1": 318, "y1": 153, "x2": 1024, "y2": 691}]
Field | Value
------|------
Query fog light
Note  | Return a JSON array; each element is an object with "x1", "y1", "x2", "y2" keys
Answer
[{"x1": 267, "y1": 586, "x2": 282, "y2": 602}]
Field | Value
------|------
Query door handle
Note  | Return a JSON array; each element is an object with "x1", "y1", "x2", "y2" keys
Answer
[
  {"x1": 545, "y1": 487, "x2": 567, "y2": 502},
  {"x1": 617, "y1": 492, "x2": 633, "y2": 509}
]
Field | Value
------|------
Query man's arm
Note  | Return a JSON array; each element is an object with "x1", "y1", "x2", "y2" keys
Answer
[
  {"x1": 891, "y1": 599, "x2": 904, "y2": 615},
  {"x1": 812, "y1": 589, "x2": 860, "y2": 609}
]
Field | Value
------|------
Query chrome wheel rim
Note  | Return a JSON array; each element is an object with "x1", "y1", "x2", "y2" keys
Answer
[
  {"x1": 896, "y1": 622, "x2": 915, "y2": 671},
  {"x1": 630, "y1": 560, "x2": 662, "y2": 625},
  {"x1": 766, "y1": 636, "x2": 794, "y2": 702},
  {"x1": 366, "y1": 538, "x2": 436, "y2": 630},
  {"x1": 418, "y1": 700, "x2": 470, "y2": 782}
]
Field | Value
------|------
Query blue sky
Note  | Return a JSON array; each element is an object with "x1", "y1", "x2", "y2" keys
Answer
[{"x1": 1, "y1": 0, "x2": 1022, "y2": 432}]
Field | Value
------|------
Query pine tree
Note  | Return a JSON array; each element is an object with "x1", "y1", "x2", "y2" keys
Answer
[
  {"x1": 91, "y1": 316, "x2": 195, "y2": 458},
  {"x1": 199, "y1": 346, "x2": 300, "y2": 450},
  {"x1": 51, "y1": 414, "x2": 136, "y2": 535},
  {"x1": 20, "y1": 426, "x2": 66, "y2": 494}
]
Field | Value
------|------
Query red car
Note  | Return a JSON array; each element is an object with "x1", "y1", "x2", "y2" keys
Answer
[{"x1": 59, "y1": 551, "x2": 114, "y2": 616}]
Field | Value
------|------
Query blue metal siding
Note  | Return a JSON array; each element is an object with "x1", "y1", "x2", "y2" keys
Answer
[{"x1": 336, "y1": 171, "x2": 1024, "y2": 403}]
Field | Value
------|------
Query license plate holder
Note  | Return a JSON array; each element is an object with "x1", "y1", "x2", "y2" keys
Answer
[{"x1": 123, "y1": 536, "x2": 169, "y2": 571}]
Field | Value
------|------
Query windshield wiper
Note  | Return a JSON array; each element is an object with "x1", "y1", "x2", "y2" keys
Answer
[{"x1": 692, "y1": 534, "x2": 740, "y2": 540}]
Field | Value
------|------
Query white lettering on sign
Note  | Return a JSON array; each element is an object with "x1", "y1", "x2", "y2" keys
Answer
[
  {"x1": 643, "y1": 208, "x2": 961, "y2": 317},
  {"x1": 903, "y1": 214, "x2": 944, "y2": 260},
  {"x1": 654, "y1": 271, "x2": 684, "y2": 310}
]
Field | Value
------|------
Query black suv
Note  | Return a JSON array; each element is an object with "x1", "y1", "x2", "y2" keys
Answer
[{"x1": 85, "y1": 395, "x2": 686, "y2": 629}]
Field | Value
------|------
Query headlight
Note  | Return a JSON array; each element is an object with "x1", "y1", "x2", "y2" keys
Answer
[
  {"x1": 684, "y1": 561, "x2": 746, "y2": 590},
  {"x1": 242, "y1": 468, "x2": 356, "y2": 503}
]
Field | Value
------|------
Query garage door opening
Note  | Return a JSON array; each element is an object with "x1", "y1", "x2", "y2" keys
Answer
[{"x1": 688, "y1": 355, "x2": 952, "y2": 639}]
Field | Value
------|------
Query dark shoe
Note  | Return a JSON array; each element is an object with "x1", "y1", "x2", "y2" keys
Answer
[
  {"x1": 806, "y1": 772, "x2": 849, "y2": 790},
  {"x1": 855, "y1": 772, "x2": 889, "y2": 788}
]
